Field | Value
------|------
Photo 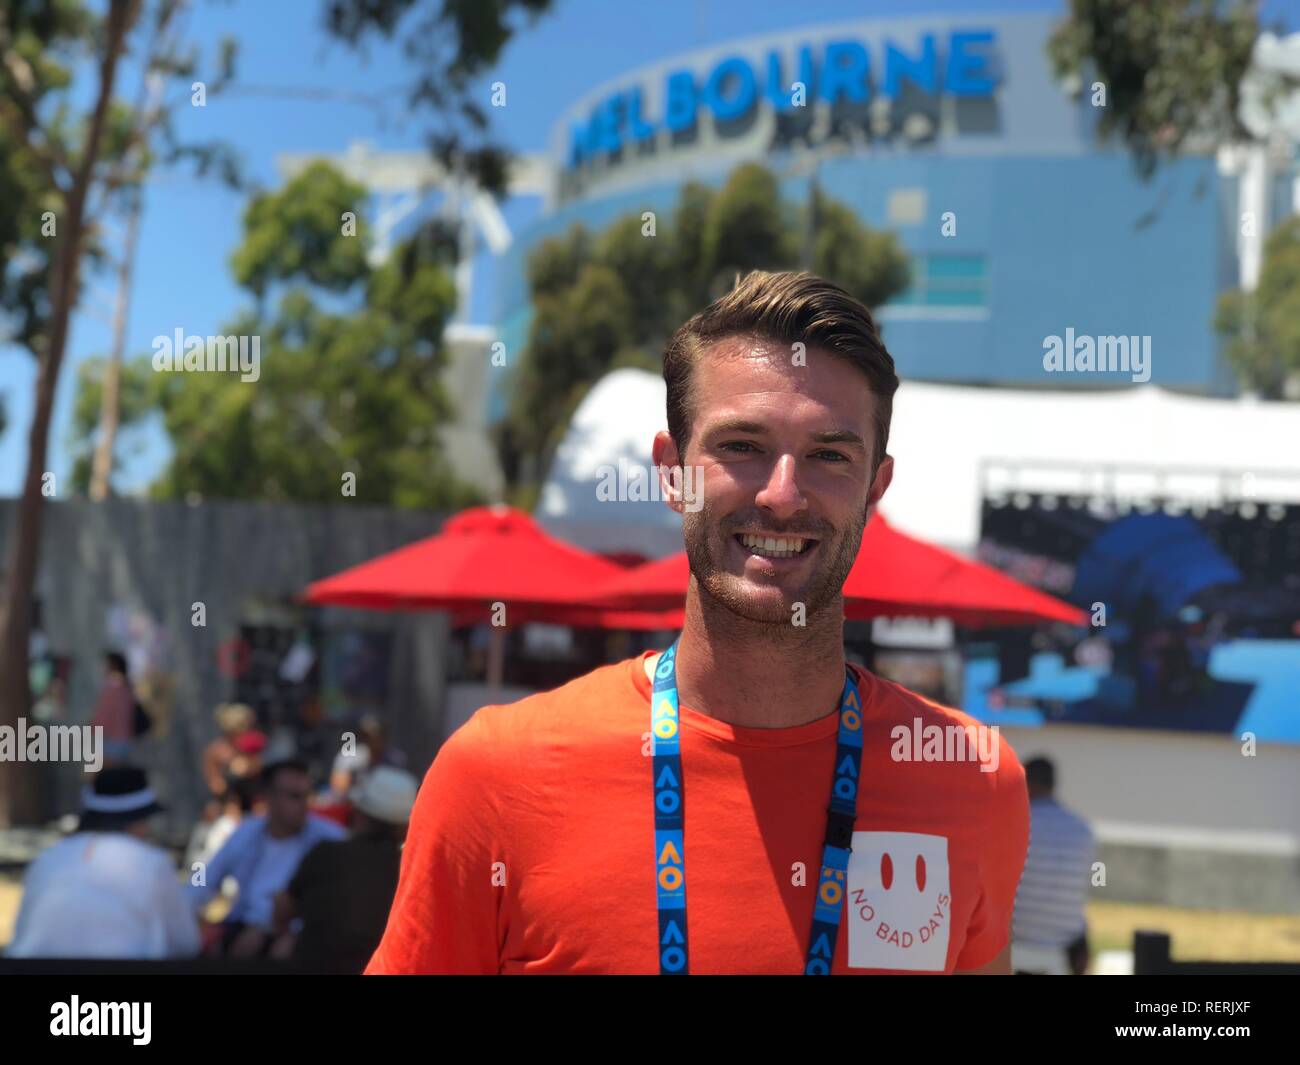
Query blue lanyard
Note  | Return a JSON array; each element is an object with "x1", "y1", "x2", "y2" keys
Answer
[{"x1": 650, "y1": 639, "x2": 865, "y2": 975}]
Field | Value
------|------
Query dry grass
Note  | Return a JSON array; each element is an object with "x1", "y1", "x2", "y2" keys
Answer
[
  {"x1": 1087, "y1": 899, "x2": 1300, "y2": 962},
  {"x1": 0, "y1": 874, "x2": 21, "y2": 947}
]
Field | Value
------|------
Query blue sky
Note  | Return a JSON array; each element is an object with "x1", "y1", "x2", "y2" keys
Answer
[{"x1": 1, "y1": 0, "x2": 1297, "y2": 495}]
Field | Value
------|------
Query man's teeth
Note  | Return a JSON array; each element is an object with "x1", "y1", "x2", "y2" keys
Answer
[{"x1": 740, "y1": 533, "x2": 808, "y2": 558}]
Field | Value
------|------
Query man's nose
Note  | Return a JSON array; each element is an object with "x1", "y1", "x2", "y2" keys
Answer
[{"x1": 754, "y1": 454, "x2": 806, "y2": 519}]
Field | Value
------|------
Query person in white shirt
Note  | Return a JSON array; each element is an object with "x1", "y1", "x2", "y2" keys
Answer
[
  {"x1": 6, "y1": 767, "x2": 199, "y2": 959},
  {"x1": 1012, "y1": 756, "x2": 1096, "y2": 975}
]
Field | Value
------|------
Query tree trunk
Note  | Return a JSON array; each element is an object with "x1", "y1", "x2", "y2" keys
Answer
[
  {"x1": 0, "y1": 0, "x2": 138, "y2": 828},
  {"x1": 89, "y1": 188, "x2": 145, "y2": 501}
]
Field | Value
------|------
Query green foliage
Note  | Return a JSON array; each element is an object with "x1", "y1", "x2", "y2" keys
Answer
[
  {"x1": 67, "y1": 355, "x2": 156, "y2": 494},
  {"x1": 699, "y1": 163, "x2": 796, "y2": 296},
  {"x1": 32, "y1": 1, "x2": 568, "y2": 508},
  {"x1": 0, "y1": 0, "x2": 100, "y2": 351},
  {"x1": 1046, "y1": 0, "x2": 1277, "y2": 179},
  {"x1": 593, "y1": 213, "x2": 676, "y2": 339},
  {"x1": 669, "y1": 181, "x2": 716, "y2": 312},
  {"x1": 321, "y1": 0, "x2": 555, "y2": 194},
  {"x1": 499, "y1": 162, "x2": 911, "y2": 487},
  {"x1": 506, "y1": 263, "x2": 638, "y2": 470},
  {"x1": 0, "y1": 135, "x2": 52, "y2": 350},
  {"x1": 1050, "y1": 2, "x2": 1300, "y2": 402},
  {"x1": 231, "y1": 161, "x2": 370, "y2": 299},
  {"x1": 0, "y1": 1, "x2": 241, "y2": 354},
  {"x1": 70, "y1": 163, "x2": 484, "y2": 508},
  {"x1": 528, "y1": 222, "x2": 592, "y2": 297},
  {"x1": 812, "y1": 197, "x2": 912, "y2": 313},
  {"x1": 1215, "y1": 216, "x2": 1300, "y2": 397}
]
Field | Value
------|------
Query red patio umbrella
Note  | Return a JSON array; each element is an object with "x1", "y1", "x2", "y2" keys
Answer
[
  {"x1": 588, "y1": 551, "x2": 691, "y2": 613},
  {"x1": 303, "y1": 505, "x2": 677, "y2": 691},
  {"x1": 303, "y1": 505, "x2": 631, "y2": 612},
  {"x1": 588, "y1": 513, "x2": 1086, "y2": 628},
  {"x1": 841, "y1": 514, "x2": 1087, "y2": 626}
]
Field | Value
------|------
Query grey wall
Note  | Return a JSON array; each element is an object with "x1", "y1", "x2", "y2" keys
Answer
[
  {"x1": 1003, "y1": 722, "x2": 1300, "y2": 911},
  {"x1": 0, "y1": 497, "x2": 452, "y2": 837}
]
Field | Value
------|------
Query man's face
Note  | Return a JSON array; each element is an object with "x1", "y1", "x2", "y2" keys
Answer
[
  {"x1": 654, "y1": 339, "x2": 894, "y2": 624},
  {"x1": 267, "y1": 769, "x2": 310, "y2": 834}
]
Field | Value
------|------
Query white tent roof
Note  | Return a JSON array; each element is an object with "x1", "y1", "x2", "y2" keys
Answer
[
  {"x1": 538, "y1": 369, "x2": 1300, "y2": 557},
  {"x1": 537, "y1": 369, "x2": 684, "y2": 558},
  {"x1": 887, "y1": 382, "x2": 1300, "y2": 550}
]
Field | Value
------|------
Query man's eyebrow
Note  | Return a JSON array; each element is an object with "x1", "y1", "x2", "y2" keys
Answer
[
  {"x1": 704, "y1": 418, "x2": 770, "y2": 436},
  {"x1": 811, "y1": 429, "x2": 867, "y2": 449},
  {"x1": 702, "y1": 420, "x2": 867, "y2": 449}
]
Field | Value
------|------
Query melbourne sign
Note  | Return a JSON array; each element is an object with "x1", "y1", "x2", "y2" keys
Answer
[{"x1": 567, "y1": 29, "x2": 999, "y2": 169}]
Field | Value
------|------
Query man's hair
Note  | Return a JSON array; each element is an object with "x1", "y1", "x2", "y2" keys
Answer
[
  {"x1": 104, "y1": 650, "x2": 128, "y2": 675},
  {"x1": 1024, "y1": 756, "x2": 1055, "y2": 793},
  {"x1": 263, "y1": 757, "x2": 310, "y2": 789},
  {"x1": 663, "y1": 270, "x2": 899, "y2": 470}
]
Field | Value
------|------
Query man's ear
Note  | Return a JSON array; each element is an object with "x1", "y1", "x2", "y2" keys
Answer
[
  {"x1": 652, "y1": 430, "x2": 685, "y2": 513},
  {"x1": 867, "y1": 454, "x2": 894, "y2": 513}
]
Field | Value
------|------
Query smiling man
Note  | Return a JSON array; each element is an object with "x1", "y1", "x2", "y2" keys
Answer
[{"x1": 367, "y1": 270, "x2": 1029, "y2": 975}]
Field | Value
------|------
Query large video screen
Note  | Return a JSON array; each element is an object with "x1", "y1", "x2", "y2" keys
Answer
[{"x1": 966, "y1": 494, "x2": 1300, "y2": 743}]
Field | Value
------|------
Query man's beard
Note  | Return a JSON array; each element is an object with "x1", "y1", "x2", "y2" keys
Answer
[{"x1": 682, "y1": 496, "x2": 867, "y2": 625}]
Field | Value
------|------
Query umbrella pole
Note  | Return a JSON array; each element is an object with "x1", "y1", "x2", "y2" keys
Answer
[{"x1": 487, "y1": 625, "x2": 505, "y2": 701}]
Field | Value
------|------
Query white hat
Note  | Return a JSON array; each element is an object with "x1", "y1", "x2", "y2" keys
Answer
[{"x1": 351, "y1": 766, "x2": 418, "y2": 825}]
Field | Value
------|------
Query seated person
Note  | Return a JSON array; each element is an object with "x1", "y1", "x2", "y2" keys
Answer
[
  {"x1": 8, "y1": 767, "x2": 199, "y2": 959},
  {"x1": 189, "y1": 757, "x2": 345, "y2": 959},
  {"x1": 273, "y1": 766, "x2": 418, "y2": 972},
  {"x1": 328, "y1": 714, "x2": 406, "y2": 798}
]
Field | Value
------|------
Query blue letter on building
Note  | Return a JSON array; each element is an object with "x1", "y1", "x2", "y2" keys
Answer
[
  {"x1": 884, "y1": 33, "x2": 937, "y2": 98},
  {"x1": 704, "y1": 56, "x2": 757, "y2": 122},
  {"x1": 665, "y1": 69, "x2": 698, "y2": 131},
  {"x1": 945, "y1": 30, "x2": 997, "y2": 96},
  {"x1": 625, "y1": 86, "x2": 657, "y2": 142},
  {"x1": 569, "y1": 118, "x2": 595, "y2": 166},
  {"x1": 819, "y1": 41, "x2": 869, "y2": 104}
]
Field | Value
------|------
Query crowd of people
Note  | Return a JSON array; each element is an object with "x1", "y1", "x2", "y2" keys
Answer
[
  {"x1": 6, "y1": 693, "x2": 419, "y2": 973},
  {"x1": 7, "y1": 637, "x2": 1098, "y2": 974}
]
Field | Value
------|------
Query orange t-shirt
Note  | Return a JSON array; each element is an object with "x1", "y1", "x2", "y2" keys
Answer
[{"x1": 366, "y1": 652, "x2": 1028, "y2": 974}]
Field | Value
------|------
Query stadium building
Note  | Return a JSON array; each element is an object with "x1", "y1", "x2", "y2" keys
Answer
[{"x1": 493, "y1": 9, "x2": 1300, "y2": 407}]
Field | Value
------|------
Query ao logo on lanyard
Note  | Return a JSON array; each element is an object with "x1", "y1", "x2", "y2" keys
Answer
[{"x1": 650, "y1": 639, "x2": 865, "y2": 975}]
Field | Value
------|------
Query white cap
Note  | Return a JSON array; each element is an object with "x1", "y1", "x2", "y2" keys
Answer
[{"x1": 351, "y1": 766, "x2": 419, "y2": 825}]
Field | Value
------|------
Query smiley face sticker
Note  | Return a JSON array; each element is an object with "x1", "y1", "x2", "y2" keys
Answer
[{"x1": 846, "y1": 831, "x2": 951, "y2": 972}]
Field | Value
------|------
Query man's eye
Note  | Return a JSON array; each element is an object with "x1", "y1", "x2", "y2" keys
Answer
[
  {"x1": 719, "y1": 441, "x2": 757, "y2": 453},
  {"x1": 814, "y1": 450, "x2": 850, "y2": 463}
]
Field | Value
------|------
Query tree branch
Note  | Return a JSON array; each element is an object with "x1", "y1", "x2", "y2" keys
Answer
[
  {"x1": 96, "y1": 0, "x2": 184, "y2": 199},
  {"x1": 0, "y1": 19, "x2": 68, "y2": 195}
]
